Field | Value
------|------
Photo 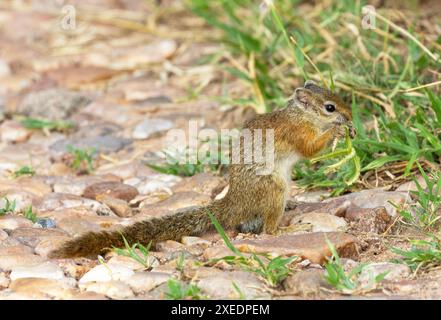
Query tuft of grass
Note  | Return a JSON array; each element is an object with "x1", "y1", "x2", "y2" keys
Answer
[
  {"x1": 21, "y1": 118, "x2": 74, "y2": 132},
  {"x1": 391, "y1": 235, "x2": 441, "y2": 274},
  {"x1": 147, "y1": 147, "x2": 223, "y2": 177},
  {"x1": 66, "y1": 145, "x2": 96, "y2": 173},
  {"x1": 324, "y1": 239, "x2": 387, "y2": 294},
  {"x1": 13, "y1": 166, "x2": 36, "y2": 178},
  {"x1": 0, "y1": 197, "x2": 16, "y2": 216},
  {"x1": 207, "y1": 211, "x2": 297, "y2": 287},
  {"x1": 165, "y1": 278, "x2": 204, "y2": 300},
  {"x1": 22, "y1": 205, "x2": 38, "y2": 223},
  {"x1": 113, "y1": 235, "x2": 153, "y2": 269},
  {"x1": 391, "y1": 164, "x2": 441, "y2": 230}
]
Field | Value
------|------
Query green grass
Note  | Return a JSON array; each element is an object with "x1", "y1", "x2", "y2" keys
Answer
[
  {"x1": 165, "y1": 278, "x2": 204, "y2": 300},
  {"x1": 391, "y1": 236, "x2": 441, "y2": 274},
  {"x1": 13, "y1": 166, "x2": 36, "y2": 178},
  {"x1": 207, "y1": 211, "x2": 297, "y2": 287},
  {"x1": 147, "y1": 147, "x2": 224, "y2": 177},
  {"x1": 0, "y1": 197, "x2": 16, "y2": 216},
  {"x1": 391, "y1": 164, "x2": 441, "y2": 230},
  {"x1": 22, "y1": 205, "x2": 38, "y2": 223},
  {"x1": 324, "y1": 239, "x2": 388, "y2": 294},
  {"x1": 21, "y1": 118, "x2": 74, "y2": 132},
  {"x1": 113, "y1": 235, "x2": 153, "y2": 269},
  {"x1": 66, "y1": 145, "x2": 96, "y2": 173},
  {"x1": 188, "y1": 0, "x2": 441, "y2": 194}
]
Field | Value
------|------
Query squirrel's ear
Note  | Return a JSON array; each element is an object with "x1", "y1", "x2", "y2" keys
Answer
[{"x1": 294, "y1": 87, "x2": 312, "y2": 107}]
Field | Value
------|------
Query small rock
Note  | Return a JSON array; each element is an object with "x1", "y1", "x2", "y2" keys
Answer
[
  {"x1": 0, "y1": 254, "x2": 45, "y2": 271},
  {"x1": 396, "y1": 175, "x2": 426, "y2": 192},
  {"x1": 0, "y1": 244, "x2": 33, "y2": 256},
  {"x1": 10, "y1": 261, "x2": 65, "y2": 281},
  {"x1": 181, "y1": 236, "x2": 211, "y2": 247},
  {"x1": 9, "y1": 278, "x2": 77, "y2": 299},
  {"x1": 108, "y1": 40, "x2": 177, "y2": 70},
  {"x1": 37, "y1": 193, "x2": 114, "y2": 216},
  {"x1": 80, "y1": 280, "x2": 134, "y2": 299},
  {"x1": 79, "y1": 263, "x2": 135, "y2": 284},
  {"x1": 0, "y1": 59, "x2": 11, "y2": 77},
  {"x1": 50, "y1": 136, "x2": 132, "y2": 155},
  {"x1": 125, "y1": 174, "x2": 181, "y2": 195},
  {"x1": 0, "y1": 215, "x2": 34, "y2": 230},
  {"x1": 56, "y1": 218, "x2": 101, "y2": 236},
  {"x1": 197, "y1": 270, "x2": 268, "y2": 299},
  {"x1": 0, "y1": 272, "x2": 10, "y2": 288},
  {"x1": 10, "y1": 227, "x2": 67, "y2": 248},
  {"x1": 35, "y1": 218, "x2": 56, "y2": 229},
  {"x1": 83, "y1": 181, "x2": 139, "y2": 202},
  {"x1": 0, "y1": 120, "x2": 32, "y2": 143},
  {"x1": 107, "y1": 254, "x2": 159, "y2": 271},
  {"x1": 345, "y1": 206, "x2": 392, "y2": 234},
  {"x1": 132, "y1": 118, "x2": 173, "y2": 140},
  {"x1": 290, "y1": 212, "x2": 348, "y2": 232},
  {"x1": 328, "y1": 189, "x2": 410, "y2": 217},
  {"x1": 358, "y1": 262, "x2": 411, "y2": 288},
  {"x1": 156, "y1": 240, "x2": 185, "y2": 253},
  {"x1": 17, "y1": 88, "x2": 91, "y2": 120},
  {"x1": 292, "y1": 191, "x2": 331, "y2": 203},
  {"x1": 125, "y1": 272, "x2": 171, "y2": 294},
  {"x1": 204, "y1": 232, "x2": 358, "y2": 265},
  {"x1": 96, "y1": 195, "x2": 132, "y2": 217},
  {"x1": 283, "y1": 269, "x2": 330, "y2": 296},
  {"x1": 0, "y1": 229, "x2": 7, "y2": 240}
]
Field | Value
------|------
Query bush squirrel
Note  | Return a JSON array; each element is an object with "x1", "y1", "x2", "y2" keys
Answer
[{"x1": 49, "y1": 80, "x2": 355, "y2": 258}]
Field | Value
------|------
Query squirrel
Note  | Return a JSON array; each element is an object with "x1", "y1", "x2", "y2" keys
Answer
[{"x1": 48, "y1": 80, "x2": 355, "y2": 259}]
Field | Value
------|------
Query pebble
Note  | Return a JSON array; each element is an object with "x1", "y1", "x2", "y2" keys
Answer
[
  {"x1": 290, "y1": 212, "x2": 348, "y2": 232},
  {"x1": 0, "y1": 120, "x2": 32, "y2": 143},
  {"x1": 0, "y1": 254, "x2": 45, "y2": 271},
  {"x1": 96, "y1": 195, "x2": 132, "y2": 217},
  {"x1": 126, "y1": 175, "x2": 181, "y2": 196},
  {"x1": 197, "y1": 270, "x2": 269, "y2": 299},
  {"x1": 17, "y1": 88, "x2": 91, "y2": 120},
  {"x1": 79, "y1": 263, "x2": 135, "y2": 284},
  {"x1": 132, "y1": 118, "x2": 174, "y2": 140},
  {"x1": 204, "y1": 232, "x2": 358, "y2": 265},
  {"x1": 80, "y1": 280, "x2": 134, "y2": 299},
  {"x1": 0, "y1": 215, "x2": 34, "y2": 230},
  {"x1": 345, "y1": 206, "x2": 392, "y2": 234},
  {"x1": 358, "y1": 262, "x2": 411, "y2": 288},
  {"x1": 83, "y1": 181, "x2": 139, "y2": 202},
  {"x1": 9, "y1": 278, "x2": 77, "y2": 299},
  {"x1": 283, "y1": 269, "x2": 330, "y2": 297},
  {"x1": 50, "y1": 136, "x2": 132, "y2": 154},
  {"x1": 10, "y1": 261, "x2": 65, "y2": 281},
  {"x1": 124, "y1": 272, "x2": 171, "y2": 294}
]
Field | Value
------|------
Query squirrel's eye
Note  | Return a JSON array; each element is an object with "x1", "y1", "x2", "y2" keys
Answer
[{"x1": 325, "y1": 104, "x2": 336, "y2": 112}]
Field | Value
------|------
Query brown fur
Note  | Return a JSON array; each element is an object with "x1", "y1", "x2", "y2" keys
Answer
[{"x1": 49, "y1": 81, "x2": 353, "y2": 259}]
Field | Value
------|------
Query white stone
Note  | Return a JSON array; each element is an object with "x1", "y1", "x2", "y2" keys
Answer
[
  {"x1": 290, "y1": 212, "x2": 348, "y2": 232},
  {"x1": 80, "y1": 281, "x2": 134, "y2": 299},
  {"x1": 79, "y1": 263, "x2": 135, "y2": 284},
  {"x1": 132, "y1": 118, "x2": 173, "y2": 140},
  {"x1": 10, "y1": 261, "x2": 65, "y2": 281}
]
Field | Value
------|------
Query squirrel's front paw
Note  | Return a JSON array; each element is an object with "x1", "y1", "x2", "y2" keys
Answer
[{"x1": 334, "y1": 124, "x2": 347, "y2": 139}]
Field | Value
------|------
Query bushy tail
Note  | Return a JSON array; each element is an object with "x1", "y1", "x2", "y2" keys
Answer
[{"x1": 48, "y1": 203, "x2": 223, "y2": 259}]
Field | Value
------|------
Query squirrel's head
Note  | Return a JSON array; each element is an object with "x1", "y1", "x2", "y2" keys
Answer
[{"x1": 292, "y1": 80, "x2": 355, "y2": 137}]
